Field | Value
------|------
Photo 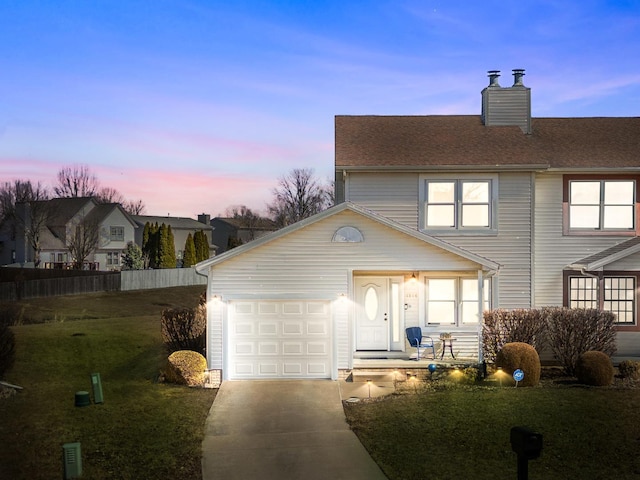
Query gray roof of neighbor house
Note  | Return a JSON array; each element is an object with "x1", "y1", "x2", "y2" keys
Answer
[
  {"x1": 335, "y1": 116, "x2": 640, "y2": 170},
  {"x1": 132, "y1": 215, "x2": 212, "y2": 230},
  {"x1": 212, "y1": 217, "x2": 277, "y2": 230}
]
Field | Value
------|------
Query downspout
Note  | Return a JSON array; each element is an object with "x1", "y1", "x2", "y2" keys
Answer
[{"x1": 580, "y1": 267, "x2": 601, "y2": 309}]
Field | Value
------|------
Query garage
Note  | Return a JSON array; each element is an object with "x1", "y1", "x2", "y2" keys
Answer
[{"x1": 227, "y1": 300, "x2": 333, "y2": 379}]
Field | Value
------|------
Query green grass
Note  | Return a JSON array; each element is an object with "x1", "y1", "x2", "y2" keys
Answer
[
  {"x1": 344, "y1": 382, "x2": 640, "y2": 480},
  {"x1": 0, "y1": 286, "x2": 216, "y2": 480}
]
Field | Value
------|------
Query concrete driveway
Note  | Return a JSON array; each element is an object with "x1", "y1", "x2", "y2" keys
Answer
[{"x1": 202, "y1": 380, "x2": 388, "y2": 480}]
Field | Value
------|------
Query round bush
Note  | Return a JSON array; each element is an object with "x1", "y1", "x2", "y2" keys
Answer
[
  {"x1": 575, "y1": 351, "x2": 614, "y2": 386},
  {"x1": 495, "y1": 342, "x2": 541, "y2": 387},
  {"x1": 164, "y1": 350, "x2": 207, "y2": 386}
]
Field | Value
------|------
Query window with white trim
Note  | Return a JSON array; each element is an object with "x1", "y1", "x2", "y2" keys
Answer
[
  {"x1": 421, "y1": 177, "x2": 496, "y2": 232},
  {"x1": 425, "y1": 277, "x2": 490, "y2": 326},
  {"x1": 569, "y1": 180, "x2": 635, "y2": 231},
  {"x1": 106, "y1": 251, "x2": 121, "y2": 267},
  {"x1": 110, "y1": 226, "x2": 125, "y2": 241},
  {"x1": 568, "y1": 275, "x2": 636, "y2": 325}
]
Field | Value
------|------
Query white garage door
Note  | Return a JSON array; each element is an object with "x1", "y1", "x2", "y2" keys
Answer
[{"x1": 228, "y1": 300, "x2": 332, "y2": 379}]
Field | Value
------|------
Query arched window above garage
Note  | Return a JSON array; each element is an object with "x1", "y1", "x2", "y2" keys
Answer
[{"x1": 332, "y1": 226, "x2": 364, "y2": 243}]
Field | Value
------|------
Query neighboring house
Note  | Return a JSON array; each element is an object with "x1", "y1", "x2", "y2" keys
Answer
[
  {"x1": 132, "y1": 214, "x2": 215, "y2": 265},
  {"x1": 210, "y1": 216, "x2": 277, "y2": 254},
  {"x1": 2, "y1": 197, "x2": 137, "y2": 271},
  {"x1": 196, "y1": 69, "x2": 640, "y2": 382}
]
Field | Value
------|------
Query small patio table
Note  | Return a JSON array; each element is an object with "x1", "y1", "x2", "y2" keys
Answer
[{"x1": 440, "y1": 337, "x2": 456, "y2": 360}]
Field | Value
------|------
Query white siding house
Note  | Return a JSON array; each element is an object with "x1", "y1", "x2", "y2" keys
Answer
[{"x1": 197, "y1": 68, "x2": 640, "y2": 382}]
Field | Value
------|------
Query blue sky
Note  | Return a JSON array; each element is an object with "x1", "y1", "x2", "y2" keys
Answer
[{"x1": 1, "y1": 1, "x2": 639, "y2": 217}]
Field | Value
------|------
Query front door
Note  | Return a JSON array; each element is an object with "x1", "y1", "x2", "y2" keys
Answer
[{"x1": 355, "y1": 276, "x2": 403, "y2": 350}]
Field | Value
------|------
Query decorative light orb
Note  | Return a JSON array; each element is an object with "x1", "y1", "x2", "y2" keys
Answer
[{"x1": 428, "y1": 363, "x2": 437, "y2": 373}]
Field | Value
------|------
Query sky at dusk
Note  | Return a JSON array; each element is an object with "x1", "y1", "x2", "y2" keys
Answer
[{"x1": 1, "y1": 1, "x2": 639, "y2": 218}]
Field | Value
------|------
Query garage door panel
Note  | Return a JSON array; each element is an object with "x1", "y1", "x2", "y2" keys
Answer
[
  {"x1": 283, "y1": 302, "x2": 303, "y2": 315},
  {"x1": 258, "y1": 342, "x2": 279, "y2": 355},
  {"x1": 234, "y1": 322, "x2": 255, "y2": 335},
  {"x1": 307, "y1": 342, "x2": 328, "y2": 355},
  {"x1": 258, "y1": 302, "x2": 278, "y2": 315},
  {"x1": 283, "y1": 321, "x2": 303, "y2": 335},
  {"x1": 258, "y1": 322, "x2": 278, "y2": 335},
  {"x1": 307, "y1": 321, "x2": 327, "y2": 335},
  {"x1": 282, "y1": 342, "x2": 303, "y2": 355},
  {"x1": 228, "y1": 300, "x2": 332, "y2": 379},
  {"x1": 234, "y1": 342, "x2": 254, "y2": 355}
]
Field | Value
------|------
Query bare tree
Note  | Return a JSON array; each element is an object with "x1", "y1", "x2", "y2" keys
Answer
[
  {"x1": 67, "y1": 214, "x2": 100, "y2": 269},
  {"x1": 54, "y1": 164, "x2": 100, "y2": 198},
  {"x1": 123, "y1": 199, "x2": 146, "y2": 215},
  {"x1": 267, "y1": 168, "x2": 331, "y2": 227},
  {"x1": 96, "y1": 187, "x2": 125, "y2": 204},
  {"x1": 0, "y1": 180, "x2": 52, "y2": 267},
  {"x1": 226, "y1": 205, "x2": 263, "y2": 240}
]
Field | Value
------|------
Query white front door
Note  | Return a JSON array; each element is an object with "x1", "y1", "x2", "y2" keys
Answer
[{"x1": 355, "y1": 276, "x2": 403, "y2": 350}]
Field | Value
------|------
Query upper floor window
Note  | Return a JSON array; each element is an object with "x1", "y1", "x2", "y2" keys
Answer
[
  {"x1": 564, "y1": 176, "x2": 639, "y2": 235},
  {"x1": 421, "y1": 176, "x2": 497, "y2": 233},
  {"x1": 110, "y1": 226, "x2": 125, "y2": 241},
  {"x1": 570, "y1": 180, "x2": 635, "y2": 230}
]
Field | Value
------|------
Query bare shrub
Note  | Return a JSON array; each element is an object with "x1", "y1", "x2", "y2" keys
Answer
[
  {"x1": 618, "y1": 360, "x2": 640, "y2": 380},
  {"x1": 545, "y1": 307, "x2": 616, "y2": 376},
  {"x1": 482, "y1": 309, "x2": 547, "y2": 363},
  {"x1": 161, "y1": 307, "x2": 206, "y2": 355}
]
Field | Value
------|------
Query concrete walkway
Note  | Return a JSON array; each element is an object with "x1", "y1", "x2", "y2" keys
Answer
[{"x1": 202, "y1": 380, "x2": 388, "y2": 480}]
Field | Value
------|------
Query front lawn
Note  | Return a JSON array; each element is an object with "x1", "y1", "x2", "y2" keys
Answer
[
  {"x1": 0, "y1": 286, "x2": 216, "y2": 479},
  {"x1": 344, "y1": 379, "x2": 640, "y2": 480}
]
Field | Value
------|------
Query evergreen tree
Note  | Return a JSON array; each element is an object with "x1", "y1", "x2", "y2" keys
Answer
[
  {"x1": 165, "y1": 224, "x2": 177, "y2": 268},
  {"x1": 122, "y1": 242, "x2": 144, "y2": 270},
  {"x1": 194, "y1": 230, "x2": 210, "y2": 263},
  {"x1": 182, "y1": 233, "x2": 196, "y2": 267}
]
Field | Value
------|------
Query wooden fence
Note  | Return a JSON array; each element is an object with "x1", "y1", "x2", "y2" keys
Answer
[{"x1": 0, "y1": 268, "x2": 207, "y2": 300}]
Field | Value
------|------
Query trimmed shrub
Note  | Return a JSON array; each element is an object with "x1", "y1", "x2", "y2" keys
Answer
[
  {"x1": 0, "y1": 323, "x2": 16, "y2": 379},
  {"x1": 575, "y1": 351, "x2": 614, "y2": 386},
  {"x1": 164, "y1": 350, "x2": 207, "y2": 386},
  {"x1": 545, "y1": 307, "x2": 616, "y2": 376},
  {"x1": 618, "y1": 360, "x2": 640, "y2": 380},
  {"x1": 483, "y1": 309, "x2": 547, "y2": 363},
  {"x1": 495, "y1": 342, "x2": 541, "y2": 387},
  {"x1": 161, "y1": 307, "x2": 206, "y2": 355}
]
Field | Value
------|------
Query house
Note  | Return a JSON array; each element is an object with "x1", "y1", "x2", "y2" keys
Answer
[
  {"x1": 2, "y1": 197, "x2": 137, "y2": 270},
  {"x1": 210, "y1": 216, "x2": 277, "y2": 254},
  {"x1": 131, "y1": 214, "x2": 215, "y2": 265},
  {"x1": 196, "y1": 69, "x2": 640, "y2": 382}
]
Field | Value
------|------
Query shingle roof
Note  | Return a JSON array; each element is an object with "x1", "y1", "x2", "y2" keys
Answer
[
  {"x1": 335, "y1": 116, "x2": 640, "y2": 169},
  {"x1": 132, "y1": 215, "x2": 212, "y2": 230},
  {"x1": 568, "y1": 237, "x2": 640, "y2": 270}
]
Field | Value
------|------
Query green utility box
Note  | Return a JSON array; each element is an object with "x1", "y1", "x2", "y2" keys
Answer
[
  {"x1": 63, "y1": 442, "x2": 82, "y2": 479},
  {"x1": 90, "y1": 372, "x2": 104, "y2": 404}
]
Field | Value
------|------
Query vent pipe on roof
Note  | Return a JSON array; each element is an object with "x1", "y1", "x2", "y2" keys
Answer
[
  {"x1": 487, "y1": 70, "x2": 501, "y2": 87},
  {"x1": 512, "y1": 69, "x2": 526, "y2": 87}
]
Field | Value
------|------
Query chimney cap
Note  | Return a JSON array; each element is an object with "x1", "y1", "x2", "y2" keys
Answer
[
  {"x1": 487, "y1": 70, "x2": 501, "y2": 87},
  {"x1": 512, "y1": 69, "x2": 526, "y2": 86}
]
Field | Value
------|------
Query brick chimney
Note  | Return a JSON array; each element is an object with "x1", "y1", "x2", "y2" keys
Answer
[{"x1": 481, "y1": 69, "x2": 531, "y2": 134}]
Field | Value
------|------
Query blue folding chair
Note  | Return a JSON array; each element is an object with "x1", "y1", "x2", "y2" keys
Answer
[{"x1": 406, "y1": 327, "x2": 436, "y2": 360}]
